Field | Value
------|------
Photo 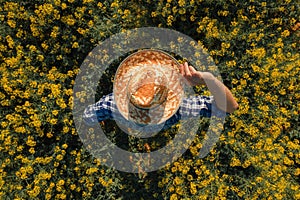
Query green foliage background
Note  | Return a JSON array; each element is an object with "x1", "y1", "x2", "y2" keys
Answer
[{"x1": 0, "y1": 0, "x2": 299, "y2": 199}]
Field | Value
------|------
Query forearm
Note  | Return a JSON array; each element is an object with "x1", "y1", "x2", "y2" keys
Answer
[
  {"x1": 179, "y1": 62, "x2": 238, "y2": 113},
  {"x1": 202, "y1": 73, "x2": 239, "y2": 113}
]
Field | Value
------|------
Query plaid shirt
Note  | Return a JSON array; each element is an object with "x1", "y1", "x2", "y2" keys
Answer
[{"x1": 83, "y1": 93, "x2": 226, "y2": 131}]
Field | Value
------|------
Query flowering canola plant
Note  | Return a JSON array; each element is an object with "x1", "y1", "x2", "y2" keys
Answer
[{"x1": 0, "y1": 0, "x2": 299, "y2": 199}]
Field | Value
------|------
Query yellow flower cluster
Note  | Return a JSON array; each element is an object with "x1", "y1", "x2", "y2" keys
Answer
[{"x1": 0, "y1": 0, "x2": 299, "y2": 199}]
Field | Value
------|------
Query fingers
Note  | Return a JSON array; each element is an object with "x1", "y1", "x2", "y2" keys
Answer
[
  {"x1": 188, "y1": 65, "x2": 197, "y2": 73},
  {"x1": 180, "y1": 62, "x2": 192, "y2": 77},
  {"x1": 184, "y1": 62, "x2": 192, "y2": 77},
  {"x1": 179, "y1": 63, "x2": 184, "y2": 75},
  {"x1": 179, "y1": 62, "x2": 197, "y2": 77}
]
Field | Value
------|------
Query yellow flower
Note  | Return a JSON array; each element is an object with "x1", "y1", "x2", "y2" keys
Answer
[
  {"x1": 83, "y1": 0, "x2": 94, "y2": 4},
  {"x1": 29, "y1": 147, "x2": 35, "y2": 154},
  {"x1": 99, "y1": 177, "x2": 108, "y2": 187},
  {"x1": 122, "y1": 9, "x2": 131, "y2": 19},
  {"x1": 246, "y1": 47, "x2": 266, "y2": 59},
  {"x1": 283, "y1": 157, "x2": 294, "y2": 165},
  {"x1": 56, "y1": 98, "x2": 67, "y2": 109},
  {"x1": 97, "y1": 2, "x2": 103, "y2": 7},
  {"x1": 226, "y1": 60, "x2": 236, "y2": 67},
  {"x1": 190, "y1": 182, "x2": 197, "y2": 194},
  {"x1": 50, "y1": 26, "x2": 59, "y2": 38},
  {"x1": 178, "y1": 8, "x2": 186, "y2": 15},
  {"x1": 168, "y1": 185, "x2": 175, "y2": 192},
  {"x1": 5, "y1": 35, "x2": 14, "y2": 48},
  {"x1": 52, "y1": 110, "x2": 59, "y2": 116},
  {"x1": 50, "y1": 84, "x2": 61, "y2": 97},
  {"x1": 70, "y1": 184, "x2": 76, "y2": 190},
  {"x1": 49, "y1": 118, "x2": 57, "y2": 125},
  {"x1": 44, "y1": 130, "x2": 52, "y2": 138},
  {"x1": 15, "y1": 126, "x2": 26, "y2": 133},
  {"x1": 27, "y1": 186, "x2": 40, "y2": 198},
  {"x1": 63, "y1": 15, "x2": 76, "y2": 26},
  {"x1": 178, "y1": 0, "x2": 185, "y2": 7},
  {"x1": 72, "y1": 42, "x2": 79, "y2": 48},
  {"x1": 45, "y1": 193, "x2": 52, "y2": 200},
  {"x1": 167, "y1": 15, "x2": 174, "y2": 26},
  {"x1": 77, "y1": 27, "x2": 87, "y2": 35},
  {"x1": 230, "y1": 157, "x2": 241, "y2": 167},
  {"x1": 7, "y1": 19, "x2": 16, "y2": 28},
  {"x1": 218, "y1": 10, "x2": 229, "y2": 16},
  {"x1": 56, "y1": 154, "x2": 64, "y2": 161},
  {"x1": 176, "y1": 186, "x2": 184, "y2": 195},
  {"x1": 59, "y1": 194, "x2": 67, "y2": 199},
  {"x1": 281, "y1": 29, "x2": 290, "y2": 37},
  {"x1": 86, "y1": 167, "x2": 98, "y2": 175},
  {"x1": 255, "y1": 176, "x2": 263, "y2": 183},
  {"x1": 57, "y1": 179, "x2": 65, "y2": 186},
  {"x1": 26, "y1": 136, "x2": 36, "y2": 147},
  {"x1": 170, "y1": 193, "x2": 178, "y2": 200},
  {"x1": 242, "y1": 160, "x2": 251, "y2": 168},
  {"x1": 173, "y1": 176, "x2": 183, "y2": 185}
]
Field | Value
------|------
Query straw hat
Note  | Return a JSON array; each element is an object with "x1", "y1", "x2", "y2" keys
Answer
[{"x1": 113, "y1": 49, "x2": 184, "y2": 125}]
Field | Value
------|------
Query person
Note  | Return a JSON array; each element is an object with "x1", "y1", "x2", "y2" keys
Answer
[{"x1": 83, "y1": 60, "x2": 239, "y2": 132}]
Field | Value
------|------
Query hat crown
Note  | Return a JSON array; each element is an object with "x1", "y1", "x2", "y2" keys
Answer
[{"x1": 127, "y1": 66, "x2": 168, "y2": 109}]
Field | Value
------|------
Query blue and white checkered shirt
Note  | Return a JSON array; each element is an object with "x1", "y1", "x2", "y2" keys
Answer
[{"x1": 83, "y1": 93, "x2": 226, "y2": 131}]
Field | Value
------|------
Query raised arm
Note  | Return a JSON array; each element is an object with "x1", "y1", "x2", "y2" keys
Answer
[{"x1": 179, "y1": 62, "x2": 239, "y2": 113}]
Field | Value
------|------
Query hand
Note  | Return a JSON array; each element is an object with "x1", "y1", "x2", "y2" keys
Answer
[
  {"x1": 179, "y1": 62, "x2": 213, "y2": 86},
  {"x1": 179, "y1": 62, "x2": 239, "y2": 113}
]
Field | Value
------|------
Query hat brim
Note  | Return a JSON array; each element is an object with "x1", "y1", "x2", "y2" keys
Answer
[{"x1": 113, "y1": 49, "x2": 184, "y2": 125}]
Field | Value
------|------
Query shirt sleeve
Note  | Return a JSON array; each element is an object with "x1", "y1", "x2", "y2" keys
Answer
[
  {"x1": 162, "y1": 95, "x2": 227, "y2": 130},
  {"x1": 179, "y1": 95, "x2": 212, "y2": 118},
  {"x1": 82, "y1": 93, "x2": 114, "y2": 125},
  {"x1": 178, "y1": 95, "x2": 227, "y2": 119}
]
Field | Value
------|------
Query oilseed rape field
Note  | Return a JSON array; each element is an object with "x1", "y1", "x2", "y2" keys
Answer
[{"x1": 0, "y1": 0, "x2": 299, "y2": 199}]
